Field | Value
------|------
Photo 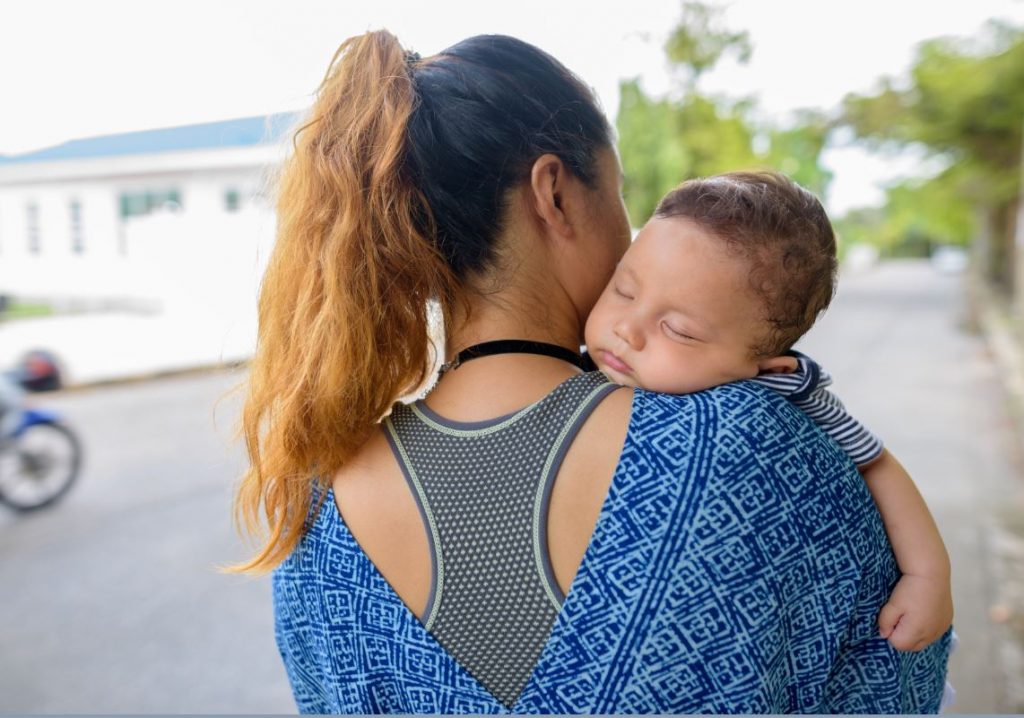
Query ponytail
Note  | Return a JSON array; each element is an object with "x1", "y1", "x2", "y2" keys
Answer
[{"x1": 227, "y1": 30, "x2": 458, "y2": 575}]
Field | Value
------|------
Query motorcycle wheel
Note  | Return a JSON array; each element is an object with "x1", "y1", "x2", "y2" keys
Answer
[{"x1": 0, "y1": 421, "x2": 82, "y2": 511}]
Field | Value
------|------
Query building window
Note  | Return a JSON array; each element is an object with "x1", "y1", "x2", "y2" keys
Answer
[
  {"x1": 224, "y1": 188, "x2": 241, "y2": 212},
  {"x1": 70, "y1": 200, "x2": 84, "y2": 254},
  {"x1": 26, "y1": 203, "x2": 40, "y2": 254},
  {"x1": 119, "y1": 189, "x2": 182, "y2": 219}
]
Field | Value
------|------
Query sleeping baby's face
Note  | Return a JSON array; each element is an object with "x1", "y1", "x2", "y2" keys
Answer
[{"x1": 584, "y1": 217, "x2": 780, "y2": 395}]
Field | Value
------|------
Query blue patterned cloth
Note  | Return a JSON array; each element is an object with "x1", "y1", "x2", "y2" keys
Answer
[{"x1": 273, "y1": 381, "x2": 951, "y2": 713}]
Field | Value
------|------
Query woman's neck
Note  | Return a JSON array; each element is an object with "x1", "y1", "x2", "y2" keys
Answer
[
  {"x1": 446, "y1": 286, "x2": 582, "y2": 360},
  {"x1": 423, "y1": 272, "x2": 586, "y2": 420},
  {"x1": 449, "y1": 229, "x2": 583, "y2": 356}
]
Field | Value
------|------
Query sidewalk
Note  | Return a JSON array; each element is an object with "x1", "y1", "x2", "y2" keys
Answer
[
  {"x1": 799, "y1": 260, "x2": 1023, "y2": 713},
  {"x1": 973, "y1": 282, "x2": 1024, "y2": 422},
  {"x1": 968, "y1": 281, "x2": 1024, "y2": 711},
  {"x1": 0, "y1": 308, "x2": 255, "y2": 389}
]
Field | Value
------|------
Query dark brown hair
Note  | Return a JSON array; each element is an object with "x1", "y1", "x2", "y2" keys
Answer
[
  {"x1": 228, "y1": 31, "x2": 614, "y2": 575},
  {"x1": 654, "y1": 171, "x2": 837, "y2": 357}
]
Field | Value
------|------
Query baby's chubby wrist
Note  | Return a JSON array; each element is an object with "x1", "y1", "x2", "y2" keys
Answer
[
  {"x1": 898, "y1": 546, "x2": 951, "y2": 583},
  {"x1": 897, "y1": 570, "x2": 950, "y2": 594}
]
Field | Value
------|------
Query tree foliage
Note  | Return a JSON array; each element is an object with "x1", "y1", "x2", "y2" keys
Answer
[
  {"x1": 616, "y1": 1, "x2": 832, "y2": 227},
  {"x1": 617, "y1": 3, "x2": 1023, "y2": 291},
  {"x1": 664, "y1": 2, "x2": 751, "y2": 86},
  {"x1": 617, "y1": 83, "x2": 758, "y2": 223},
  {"x1": 833, "y1": 168, "x2": 976, "y2": 257},
  {"x1": 838, "y1": 20, "x2": 1023, "y2": 278},
  {"x1": 843, "y1": 20, "x2": 1023, "y2": 191}
]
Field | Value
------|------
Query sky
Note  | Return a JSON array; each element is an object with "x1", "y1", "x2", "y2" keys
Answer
[{"x1": 1, "y1": 0, "x2": 1022, "y2": 215}]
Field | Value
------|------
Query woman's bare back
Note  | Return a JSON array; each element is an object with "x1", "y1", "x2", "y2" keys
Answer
[{"x1": 331, "y1": 359, "x2": 632, "y2": 621}]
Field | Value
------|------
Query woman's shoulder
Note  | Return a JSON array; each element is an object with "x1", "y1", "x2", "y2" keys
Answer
[
  {"x1": 623, "y1": 381, "x2": 864, "y2": 519},
  {"x1": 577, "y1": 381, "x2": 939, "y2": 713},
  {"x1": 629, "y1": 380, "x2": 814, "y2": 445}
]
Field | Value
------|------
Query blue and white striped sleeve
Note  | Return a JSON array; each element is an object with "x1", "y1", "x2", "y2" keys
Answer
[{"x1": 751, "y1": 352, "x2": 884, "y2": 467}]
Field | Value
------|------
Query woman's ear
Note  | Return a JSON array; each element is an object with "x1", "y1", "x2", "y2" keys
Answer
[
  {"x1": 757, "y1": 355, "x2": 799, "y2": 374},
  {"x1": 528, "y1": 154, "x2": 574, "y2": 239}
]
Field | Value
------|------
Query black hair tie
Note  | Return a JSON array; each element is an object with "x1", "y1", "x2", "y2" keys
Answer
[{"x1": 404, "y1": 50, "x2": 421, "y2": 68}]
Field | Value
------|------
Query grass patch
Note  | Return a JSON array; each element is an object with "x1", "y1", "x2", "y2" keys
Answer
[{"x1": 1, "y1": 301, "x2": 54, "y2": 320}]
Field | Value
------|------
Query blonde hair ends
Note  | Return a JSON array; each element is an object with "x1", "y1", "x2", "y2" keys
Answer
[{"x1": 226, "y1": 30, "x2": 458, "y2": 575}]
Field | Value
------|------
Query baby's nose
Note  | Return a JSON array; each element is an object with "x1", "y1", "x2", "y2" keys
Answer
[{"x1": 614, "y1": 318, "x2": 644, "y2": 349}]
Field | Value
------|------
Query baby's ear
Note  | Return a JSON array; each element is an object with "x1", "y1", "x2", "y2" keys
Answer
[{"x1": 757, "y1": 355, "x2": 799, "y2": 374}]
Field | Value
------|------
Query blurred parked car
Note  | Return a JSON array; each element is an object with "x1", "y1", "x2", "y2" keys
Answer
[
  {"x1": 843, "y1": 243, "x2": 880, "y2": 272},
  {"x1": 931, "y1": 246, "x2": 969, "y2": 274}
]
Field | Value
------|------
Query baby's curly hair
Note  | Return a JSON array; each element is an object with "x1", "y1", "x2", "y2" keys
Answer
[{"x1": 654, "y1": 171, "x2": 837, "y2": 358}]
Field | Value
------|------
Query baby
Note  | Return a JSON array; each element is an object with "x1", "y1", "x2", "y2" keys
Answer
[{"x1": 584, "y1": 171, "x2": 953, "y2": 652}]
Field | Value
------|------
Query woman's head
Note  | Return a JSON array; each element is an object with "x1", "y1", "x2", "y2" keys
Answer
[
  {"x1": 406, "y1": 34, "x2": 617, "y2": 278},
  {"x1": 232, "y1": 30, "x2": 624, "y2": 574}
]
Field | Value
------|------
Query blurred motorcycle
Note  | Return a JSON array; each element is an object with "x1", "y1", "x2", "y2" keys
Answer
[{"x1": 0, "y1": 369, "x2": 81, "y2": 511}]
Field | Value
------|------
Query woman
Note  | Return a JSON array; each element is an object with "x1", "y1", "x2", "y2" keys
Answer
[{"x1": 231, "y1": 30, "x2": 950, "y2": 713}]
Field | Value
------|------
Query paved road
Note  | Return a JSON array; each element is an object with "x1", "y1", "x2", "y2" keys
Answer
[
  {"x1": 799, "y1": 260, "x2": 1023, "y2": 713},
  {"x1": 0, "y1": 259, "x2": 1019, "y2": 712},
  {"x1": 0, "y1": 367, "x2": 295, "y2": 713}
]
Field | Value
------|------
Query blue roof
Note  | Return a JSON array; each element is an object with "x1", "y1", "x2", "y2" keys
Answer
[{"x1": 0, "y1": 112, "x2": 300, "y2": 165}]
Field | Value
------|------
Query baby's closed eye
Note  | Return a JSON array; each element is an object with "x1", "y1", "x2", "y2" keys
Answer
[{"x1": 662, "y1": 322, "x2": 697, "y2": 342}]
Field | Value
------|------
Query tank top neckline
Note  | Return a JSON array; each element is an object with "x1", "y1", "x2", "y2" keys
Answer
[
  {"x1": 317, "y1": 377, "x2": 638, "y2": 710},
  {"x1": 409, "y1": 370, "x2": 601, "y2": 431}
]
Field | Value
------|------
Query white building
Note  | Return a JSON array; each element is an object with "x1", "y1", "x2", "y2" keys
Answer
[
  {"x1": 0, "y1": 113, "x2": 299, "y2": 385},
  {"x1": 0, "y1": 112, "x2": 297, "y2": 307}
]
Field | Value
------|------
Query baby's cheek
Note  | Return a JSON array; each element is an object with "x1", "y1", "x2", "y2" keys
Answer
[{"x1": 583, "y1": 313, "x2": 601, "y2": 349}]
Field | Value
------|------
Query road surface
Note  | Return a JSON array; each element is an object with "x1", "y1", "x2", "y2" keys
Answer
[
  {"x1": 799, "y1": 260, "x2": 1023, "y2": 713},
  {"x1": 0, "y1": 259, "x2": 1019, "y2": 712}
]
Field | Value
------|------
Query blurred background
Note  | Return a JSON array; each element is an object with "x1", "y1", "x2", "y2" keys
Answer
[{"x1": 0, "y1": 0, "x2": 1022, "y2": 712}]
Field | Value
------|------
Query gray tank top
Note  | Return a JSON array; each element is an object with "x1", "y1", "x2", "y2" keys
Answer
[{"x1": 382, "y1": 371, "x2": 618, "y2": 707}]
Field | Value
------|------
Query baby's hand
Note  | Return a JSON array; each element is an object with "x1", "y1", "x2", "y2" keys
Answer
[{"x1": 878, "y1": 574, "x2": 954, "y2": 652}]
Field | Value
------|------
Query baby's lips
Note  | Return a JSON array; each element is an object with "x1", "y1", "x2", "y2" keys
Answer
[{"x1": 599, "y1": 350, "x2": 633, "y2": 374}]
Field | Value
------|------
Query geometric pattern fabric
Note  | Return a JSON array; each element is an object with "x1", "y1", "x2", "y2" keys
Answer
[
  {"x1": 382, "y1": 371, "x2": 618, "y2": 706},
  {"x1": 273, "y1": 379, "x2": 951, "y2": 713}
]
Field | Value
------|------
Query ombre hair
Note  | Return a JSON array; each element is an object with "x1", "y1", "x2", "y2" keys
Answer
[{"x1": 228, "y1": 31, "x2": 612, "y2": 574}]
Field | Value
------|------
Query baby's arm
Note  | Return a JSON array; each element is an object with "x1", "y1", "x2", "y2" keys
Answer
[
  {"x1": 753, "y1": 354, "x2": 952, "y2": 651},
  {"x1": 860, "y1": 450, "x2": 953, "y2": 651}
]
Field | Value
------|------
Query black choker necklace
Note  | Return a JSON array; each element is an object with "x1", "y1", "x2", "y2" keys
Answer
[{"x1": 439, "y1": 339, "x2": 586, "y2": 376}]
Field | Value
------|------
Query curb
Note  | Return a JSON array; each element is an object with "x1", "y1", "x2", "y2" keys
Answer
[
  {"x1": 977, "y1": 303, "x2": 1024, "y2": 421},
  {"x1": 970, "y1": 280, "x2": 1024, "y2": 712},
  {"x1": 970, "y1": 277, "x2": 1024, "y2": 435},
  {"x1": 33, "y1": 360, "x2": 249, "y2": 397}
]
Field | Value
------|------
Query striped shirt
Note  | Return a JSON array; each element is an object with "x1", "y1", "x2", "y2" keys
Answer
[{"x1": 752, "y1": 351, "x2": 883, "y2": 467}]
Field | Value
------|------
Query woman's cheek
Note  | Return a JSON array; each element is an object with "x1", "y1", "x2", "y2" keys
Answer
[
  {"x1": 583, "y1": 317, "x2": 596, "y2": 351},
  {"x1": 584, "y1": 305, "x2": 607, "y2": 349}
]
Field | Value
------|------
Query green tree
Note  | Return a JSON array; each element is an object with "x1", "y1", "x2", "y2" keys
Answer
[
  {"x1": 834, "y1": 170, "x2": 975, "y2": 258},
  {"x1": 839, "y1": 20, "x2": 1024, "y2": 289},
  {"x1": 616, "y1": 1, "x2": 833, "y2": 227},
  {"x1": 617, "y1": 83, "x2": 758, "y2": 223},
  {"x1": 663, "y1": 1, "x2": 751, "y2": 87},
  {"x1": 760, "y1": 111, "x2": 833, "y2": 198}
]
